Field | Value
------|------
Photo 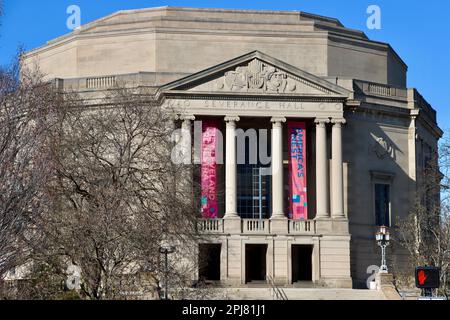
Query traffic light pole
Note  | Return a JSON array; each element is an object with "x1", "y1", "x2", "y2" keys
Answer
[{"x1": 423, "y1": 288, "x2": 433, "y2": 298}]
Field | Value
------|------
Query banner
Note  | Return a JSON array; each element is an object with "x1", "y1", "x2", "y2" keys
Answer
[
  {"x1": 201, "y1": 120, "x2": 219, "y2": 218},
  {"x1": 288, "y1": 122, "x2": 308, "y2": 220}
]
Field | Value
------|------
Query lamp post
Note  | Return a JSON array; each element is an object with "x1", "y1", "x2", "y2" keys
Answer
[
  {"x1": 159, "y1": 244, "x2": 176, "y2": 300},
  {"x1": 375, "y1": 226, "x2": 390, "y2": 273}
]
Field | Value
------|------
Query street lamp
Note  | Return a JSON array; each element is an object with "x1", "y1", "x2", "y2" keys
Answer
[
  {"x1": 375, "y1": 225, "x2": 390, "y2": 273},
  {"x1": 159, "y1": 243, "x2": 176, "y2": 300}
]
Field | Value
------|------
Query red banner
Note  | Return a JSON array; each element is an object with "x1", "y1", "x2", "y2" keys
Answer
[
  {"x1": 201, "y1": 120, "x2": 219, "y2": 218},
  {"x1": 288, "y1": 122, "x2": 308, "y2": 220}
]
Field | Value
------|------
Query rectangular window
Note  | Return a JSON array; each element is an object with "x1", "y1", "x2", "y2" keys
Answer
[
  {"x1": 374, "y1": 183, "x2": 390, "y2": 226},
  {"x1": 237, "y1": 131, "x2": 271, "y2": 219}
]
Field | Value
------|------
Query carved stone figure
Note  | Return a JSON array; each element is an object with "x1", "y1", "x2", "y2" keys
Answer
[
  {"x1": 371, "y1": 135, "x2": 394, "y2": 159},
  {"x1": 222, "y1": 59, "x2": 293, "y2": 93}
]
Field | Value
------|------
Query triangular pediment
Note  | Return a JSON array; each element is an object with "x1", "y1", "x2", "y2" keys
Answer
[{"x1": 160, "y1": 51, "x2": 351, "y2": 98}]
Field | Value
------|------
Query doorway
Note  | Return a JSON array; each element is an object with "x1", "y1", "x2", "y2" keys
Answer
[
  {"x1": 245, "y1": 244, "x2": 268, "y2": 283},
  {"x1": 198, "y1": 244, "x2": 221, "y2": 281},
  {"x1": 291, "y1": 245, "x2": 313, "y2": 282}
]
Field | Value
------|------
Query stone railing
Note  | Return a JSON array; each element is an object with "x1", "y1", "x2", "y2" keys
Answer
[
  {"x1": 55, "y1": 72, "x2": 190, "y2": 91},
  {"x1": 242, "y1": 219, "x2": 269, "y2": 234},
  {"x1": 367, "y1": 83, "x2": 395, "y2": 97},
  {"x1": 198, "y1": 218, "x2": 317, "y2": 235},
  {"x1": 198, "y1": 219, "x2": 224, "y2": 233},
  {"x1": 86, "y1": 76, "x2": 117, "y2": 89},
  {"x1": 354, "y1": 80, "x2": 407, "y2": 101},
  {"x1": 288, "y1": 220, "x2": 316, "y2": 234}
]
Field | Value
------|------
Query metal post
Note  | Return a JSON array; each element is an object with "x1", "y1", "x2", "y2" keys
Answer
[
  {"x1": 164, "y1": 251, "x2": 169, "y2": 300},
  {"x1": 424, "y1": 288, "x2": 433, "y2": 298},
  {"x1": 159, "y1": 242, "x2": 175, "y2": 300},
  {"x1": 381, "y1": 245, "x2": 387, "y2": 272}
]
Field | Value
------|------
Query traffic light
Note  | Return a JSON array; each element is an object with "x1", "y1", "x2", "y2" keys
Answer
[{"x1": 415, "y1": 267, "x2": 440, "y2": 289}]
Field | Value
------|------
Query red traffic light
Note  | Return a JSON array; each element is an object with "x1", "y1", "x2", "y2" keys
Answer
[{"x1": 415, "y1": 267, "x2": 440, "y2": 289}]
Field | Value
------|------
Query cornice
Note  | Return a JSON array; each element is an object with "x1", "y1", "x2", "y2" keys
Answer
[
  {"x1": 416, "y1": 112, "x2": 443, "y2": 139},
  {"x1": 161, "y1": 91, "x2": 348, "y2": 103}
]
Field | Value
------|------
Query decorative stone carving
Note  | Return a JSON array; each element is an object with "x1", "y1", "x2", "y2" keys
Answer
[
  {"x1": 314, "y1": 118, "x2": 330, "y2": 128},
  {"x1": 224, "y1": 115, "x2": 240, "y2": 123},
  {"x1": 270, "y1": 116, "x2": 287, "y2": 123},
  {"x1": 370, "y1": 134, "x2": 394, "y2": 159},
  {"x1": 216, "y1": 59, "x2": 329, "y2": 94},
  {"x1": 331, "y1": 118, "x2": 346, "y2": 126},
  {"x1": 179, "y1": 114, "x2": 196, "y2": 121}
]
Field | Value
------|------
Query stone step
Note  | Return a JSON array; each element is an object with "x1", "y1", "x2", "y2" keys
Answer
[{"x1": 220, "y1": 288, "x2": 386, "y2": 300}]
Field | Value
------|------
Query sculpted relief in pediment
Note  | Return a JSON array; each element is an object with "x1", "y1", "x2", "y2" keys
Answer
[{"x1": 187, "y1": 59, "x2": 333, "y2": 95}]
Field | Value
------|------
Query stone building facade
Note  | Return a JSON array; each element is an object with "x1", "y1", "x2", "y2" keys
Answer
[{"x1": 23, "y1": 7, "x2": 442, "y2": 288}]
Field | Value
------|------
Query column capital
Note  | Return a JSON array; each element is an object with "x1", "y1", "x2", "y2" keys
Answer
[
  {"x1": 270, "y1": 116, "x2": 287, "y2": 124},
  {"x1": 331, "y1": 118, "x2": 347, "y2": 126},
  {"x1": 224, "y1": 115, "x2": 240, "y2": 123},
  {"x1": 315, "y1": 118, "x2": 330, "y2": 127},
  {"x1": 180, "y1": 114, "x2": 196, "y2": 122},
  {"x1": 410, "y1": 109, "x2": 420, "y2": 118}
]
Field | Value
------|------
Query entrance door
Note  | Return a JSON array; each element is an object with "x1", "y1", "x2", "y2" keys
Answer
[
  {"x1": 198, "y1": 244, "x2": 221, "y2": 281},
  {"x1": 245, "y1": 244, "x2": 267, "y2": 283},
  {"x1": 291, "y1": 245, "x2": 313, "y2": 282}
]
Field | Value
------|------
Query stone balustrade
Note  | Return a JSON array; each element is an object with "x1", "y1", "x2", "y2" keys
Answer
[
  {"x1": 288, "y1": 219, "x2": 316, "y2": 234},
  {"x1": 198, "y1": 219, "x2": 224, "y2": 233},
  {"x1": 242, "y1": 219, "x2": 269, "y2": 234},
  {"x1": 198, "y1": 218, "x2": 317, "y2": 235},
  {"x1": 86, "y1": 76, "x2": 117, "y2": 89}
]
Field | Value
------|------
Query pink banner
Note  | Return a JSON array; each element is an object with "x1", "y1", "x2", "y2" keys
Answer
[
  {"x1": 201, "y1": 120, "x2": 219, "y2": 218},
  {"x1": 288, "y1": 122, "x2": 308, "y2": 220}
]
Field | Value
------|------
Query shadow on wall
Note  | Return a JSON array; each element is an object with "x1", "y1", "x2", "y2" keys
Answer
[{"x1": 345, "y1": 113, "x2": 413, "y2": 289}]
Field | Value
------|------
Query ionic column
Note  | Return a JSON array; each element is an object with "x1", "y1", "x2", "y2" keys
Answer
[
  {"x1": 170, "y1": 114, "x2": 180, "y2": 145},
  {"x1": 180, "y1": 115, "x2": 195, "y2": 165},
  {"x1": 170, "y1": 114, "x2": 182, "y2": 163},
  {"x1": 224, "y1": 116, "x2": 240, "y2": 218},
  {"x1": 271, "y1": 117, "x2": 286, "y2": 219},
  {"x1": 315, "y1": 118, "x2": 330, "y2": 219},
  {"x1": 331, "y1": 118, "x2": 346, "y2": 218}
]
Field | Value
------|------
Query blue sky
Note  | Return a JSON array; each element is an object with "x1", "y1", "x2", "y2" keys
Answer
[{"x1": 1, "y1": 0, "x2": 449, "y2": 129}]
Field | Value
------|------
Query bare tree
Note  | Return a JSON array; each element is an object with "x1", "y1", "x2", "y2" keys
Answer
[
  {"x1": 396, "y1": 137, "x2": 450, "y2": 296},
  {"x1": 26, "y1": 87, "x2": 203, "y2": 300},
  {"x1": 0, "y1": 56, "x2": 55, "y2": 282},
  {"x1": 1, "y1": 55, "x2": 211, "y2": 299}
]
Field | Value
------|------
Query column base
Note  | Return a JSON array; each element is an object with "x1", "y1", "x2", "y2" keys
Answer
[
  {"x1": 315, "y1": 217, "x2": 349, "y2": 234},
  {"x1": 223, "y1": 215, "x2": 241, "y2": 234},
  {"x1": 331, "y1": 217, "x2": 349, "y2": 234},
  {"x1": 224, "y1": 212, "x2": 239, "y2": 219},
  {"x1": 270, "y1": 216, "x2": 288, "y2": 234}
]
